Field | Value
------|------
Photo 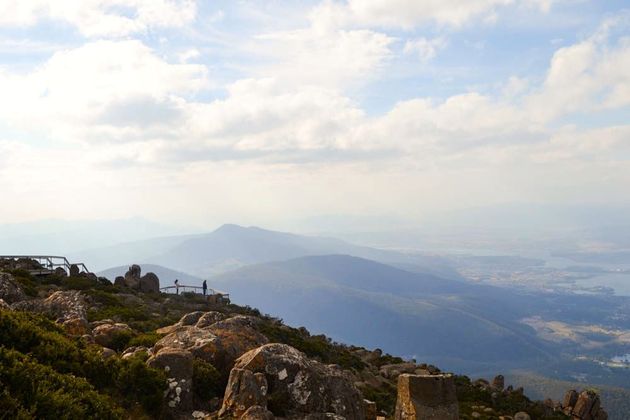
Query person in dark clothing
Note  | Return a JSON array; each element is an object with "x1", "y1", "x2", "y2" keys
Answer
[
  {"x1": 174, "y1": 278, "x2": 179, "y2": 295},
  {"x1": 202, "y1": 280, "x2": 207, "y2": 296}
]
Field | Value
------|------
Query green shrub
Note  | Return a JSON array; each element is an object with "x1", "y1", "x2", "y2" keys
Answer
[
  {"x1": 0, "y1": 347, "x2": 124, "y2": 419},
  {"x1": 0, "y1": 310, "x2": 166, "y2": 417},
  {"x1": 128, "y1": 332, "x2": 162, "y2": 348},
  {"x1": 258, "y1": 322, "x2": 365, "y2": 370},
  {"x1": 107, "y1": 329, "x2": 136, "y2": 352},
  {"x1": 192, "y1": 359, "x2": 223, "y2": 403}
]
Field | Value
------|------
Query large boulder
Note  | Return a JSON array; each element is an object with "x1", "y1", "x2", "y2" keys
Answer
[
  {"x1": 240, "y1": 405, "x2": 274, "y2": 420},
  {"x1": 221, "y1": 343, "x2": 365, "y2": 419},
  {"x1": 147, "y1": 348, "x2": 193, "y2": 413},
  {"x1": 195, "y1": 311, "x2": 227, "y2": 328},
  {"x1": 394, "y1": 374, "x2": 459, "y2": 420},
  {"x1": 92, "y1": 322, "x2": 134, "y2": 348},
  {"x1": 14, "y1": 290, "x2": 87, "y2": 323},
  {"x1": 139, "y1": 272, "x2": 160, "y2": 293},
  {"x1": 0, "y1": 273, "x2": 27, "y2": 304},
  {"x1": 154, "y1": 315, "x2": 268, "y2": 373},
  {"x1": 566, "y1": 390, "x2": 607, "y2": 420},
  {"x1": 220, "y1": 368, "x2": 269, "y2": 418}
]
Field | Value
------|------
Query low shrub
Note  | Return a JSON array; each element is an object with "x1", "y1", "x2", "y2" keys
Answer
[
  {"x1": 192, "y1": 359, "x2": 224, "y2": 403},
  {"x1": 128, "y1": 332, "x2": 162, "y2": 348}
]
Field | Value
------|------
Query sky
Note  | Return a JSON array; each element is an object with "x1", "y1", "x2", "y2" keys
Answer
[{"x1": 0, "y1": 0, "x2": 629, "y2": 232}]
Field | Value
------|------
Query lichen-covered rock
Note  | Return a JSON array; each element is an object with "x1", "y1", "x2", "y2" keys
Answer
[
  {"x1": 154, "y1": 326, "x2": 223, "y2": 365},
  {"x1": 0, "y1": 273, "x2": 27, "y2": 304},
  {"x1": 180, "y1": 311, "x2": 206, "y2": 326},
  {"x1": 195, "y1": 311, "x2": 227, "y2": 328},
  {"x1": 224, "y1": 343, "x2": 365, "y2": 419},
  {"x1": 219, "y1": 368, "x2": 269, "y2": 418},
  {"x1": 394, "y1": 374, "x2": 459, "y2": 420},
  {"x1": 365, "y1": 399, "x2": 378, "y2": 420},
  {"x1": 514, "y1": 412, "x2": 531, "y2": 420},
  {"x1": 154, "y1": 315, "x2": 268, "y2": 373},
  {"x1": 63, "y1": 317, "x2": 89, "y2": 336},
  {"x1": 13, "y1": 290, "x2": 87, "y2": 323},
  {"x1": 121, "y1": 346, "x2": 149, "y2": 360},
  {"x1": 101, "y1": 347, "x2": 117, "y2": 359},
  {"x1": 92, "y1": 322, "x2": 133, "y2": 348},
  {"x1": 147, "y1": 347, "x2": 193, "y2": 413}
]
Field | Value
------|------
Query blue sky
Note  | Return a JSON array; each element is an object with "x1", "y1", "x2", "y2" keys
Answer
[{"x1": 0, "y1": 1, "x2": 629, "y2": 231}]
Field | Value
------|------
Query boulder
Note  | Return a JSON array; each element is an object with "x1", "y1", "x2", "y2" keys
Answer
[
  {"x1": 121, "y1": 346, "x2": 149, "y2": 360},
  {"x1": 222, "y1": 343, "x2": 365, "y2": 419},
  {"x1": 114, "y1": 276, "x2": 125, "y2": 287},
  {"x1": 154, "y1": 326, "x2": 223, "y2": 366},
  {"x1": 92, "y1": 322, "x2": 134, "y2": 348},
  {"x1": 219, "y1": 368, "x2": 269, "y2": 417},
  {"x1": 365, "y1": 399, "x2": 378, "y2": 420},
  {"x1": 54, "y1": 267, "x2": 68, "y2": 277},
  {"x1": 63, "y1": 317, "x2": 89, "y2": 336},
  {"x1": 394, "y1": 374, "x2": 459, "y2": 420},
  {"x1": 380, "y1": 362, "x2": 419, "y2": 379},
  {"x1": 101, "y1": 347, "x2": 117, "y2": 359},
  {"x1": 492, "y1": 375, "x2": 505, "y2": 390},
  {"x1": 240, "y1": 405, "x2": 274, "y2": 420},
  {"x1": 514, "y1": 412, "x2": 531, "y2": 420},
  {"x1": 563, "y1": 389, "x2": 579, "y2": 408},
  {"x1": 0, "y1": 273, "x2": 27, "y2": 304},
  {"x1": 69, "y1": 264, "x2": 80, "y2": 277},
  {"x1": 154, "y1": 316, "x2": 268, "y2": 373},
  {"x1": 13, "y1": 290, "x2": 87, "y2": 323},
  {"x1": 139, "y1": 272, "x2": 160, "y2": 293},
  {"x1": 180, "y1": 311, "x2": 207, "y2": 326},
  {"x1": 195, "y1": 311, "x2": 228, "y2": 328},
  {"x1": 147, "y1": 348, "x2": 194, "y2": 413}
]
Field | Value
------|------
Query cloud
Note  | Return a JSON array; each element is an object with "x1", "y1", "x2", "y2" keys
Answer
[
  {"x1": 0, "y1": 40, "x2": 208, "y2": 142},
  {"x1": 403, "y1": 37, "x2": 447, "y2": 61},
  {"x1": 0, "y1": 0, "x2": 197, "y2": 37},
  {"x1": 254, "y1": 26, "x2": 394, "y2": 88}
]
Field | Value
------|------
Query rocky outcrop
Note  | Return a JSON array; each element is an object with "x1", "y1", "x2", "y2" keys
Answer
[
  {"x1": 147, "y1": 348, "x2": 194, "y2": 413},
  {"x1": 220, "y1": 368, "x2": 269, "y2": 417},
  {"x1": 119, "y1": 264, "x2": 160, "y2": 293},
  {"x1": 220, "y1": 343, "x2": 366, "y2": 419},
  {"x1": 0, "y1": 273, "x2": 27, "y2": 304},
  {"x1": 0, "y1": 298, "x2": 11, "y2": 310},
  {"x1": 13, "y1": 290, "x2": 88, "y2": 329},
  {"x1": 92, "y1": 321, "x2": 134, "y2": 348},
  {"x1": 240, "y1": 405, "x2": 275, "y2": 420},
  {"x1": 394, "y1": 374, "x2": 459, "y2": 420},
  {"x1": 154, "y1": 315, "x2": 268, "y2": 373},
  {"x1": 561, "y1": 389, "x2": 608, "y2": 420}
]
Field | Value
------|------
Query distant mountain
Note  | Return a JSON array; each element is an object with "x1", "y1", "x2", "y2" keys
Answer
[
  {"x1": 210, "y1": 254, "x2": 556, "y2": 373},
  {"x1": 75, "y1": 224, "x2": 457, "y2": 277}
]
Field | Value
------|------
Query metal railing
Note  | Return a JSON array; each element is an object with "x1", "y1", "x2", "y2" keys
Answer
[
  {"x1": 160, "y1": 284, "x2": 229, "y2": 298},
  {"x1": 0, "y1": 255, "x2": 90, "y2": 276}
]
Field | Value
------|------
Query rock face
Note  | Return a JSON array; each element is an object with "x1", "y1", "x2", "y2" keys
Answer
[
  {"x1": 154, "y1": 315, "x2": 268, "y2": 373},
  {"x1": 0, "y1": 298, "x2": 11, "y2": 310},
  {"x1": 13, "y1": 290, "x2": 88, "y2": 330},
  {"x1": 394, "y1": 374, "x2": 459, "y2": 420},
  {"x1": 92, "y1": 322, "x2": 134, "y2": 348},
  {"x1": 0, "y1": 273, "x2": 27, "y2": 304},
  {"x1": 220, "y1": 343, "x2": 366, "y2": 419},
  {"x1": 562, "y1": 389, "x2": 608, "y2": 420},
  {"x1": 240, "y1": 405, "x2": 275, "y2": 420},
  {"x1": 220, "y1": 368, "x2": 269, "y2": 417},
  {"x1": 120, "y1": 264, "x2": 160, "y2": 293},
  {"x1": 492, "y1": 375, "x2": 505, "y2": 390},
  {"x1": 147, "y1": 348, "x2": 194, "y2": 413}
]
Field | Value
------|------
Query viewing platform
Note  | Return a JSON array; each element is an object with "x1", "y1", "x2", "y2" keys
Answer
[{"x1": 0, "y1": 255, "x2": 91, "y2": 276}]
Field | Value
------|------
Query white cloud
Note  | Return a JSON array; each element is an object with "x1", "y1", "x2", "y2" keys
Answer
[
  {"x1": 0, "y1": 40, "x2": 208, "y2": 142},
  {"x1": 0, "y1": 0, "x2": 197, "y2": 37},
  {"x1": 255, "y1": 26, "x2": 394, "y2": 88},
  {"x1": 403, "y1": 36, "x2": 447, "y2": 61}
]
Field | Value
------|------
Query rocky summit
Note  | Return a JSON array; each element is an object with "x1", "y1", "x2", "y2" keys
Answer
[{"x1": 0, "y1": 259, "x2": 609, "y2": 419}]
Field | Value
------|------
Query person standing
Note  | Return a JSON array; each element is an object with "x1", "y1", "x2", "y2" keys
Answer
[
  {"x1": 174, "y1": 278, "x2": 179, "y2": 295},
  {"x1": 202, "y1": 280, "x2": 208, "y2": 296}
]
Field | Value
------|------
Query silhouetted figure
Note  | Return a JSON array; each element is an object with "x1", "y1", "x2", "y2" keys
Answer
[
  {"x1": 202, "y1": 280, "x2": 207, "y2": 296},
  {"x1": 174, "y1": 278, "x2": 179, "y2": 295}
]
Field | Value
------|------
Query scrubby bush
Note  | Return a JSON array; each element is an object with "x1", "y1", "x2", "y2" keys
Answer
[
  {"x1": 128, "y1": 332, "x2": 162, "y2": 348},
  {"x1": 192, "y1": 359, "x2": 224, "y2": 403},
  {"x1": 0, "y1": 310, "x2": 166, "y2": 417}
]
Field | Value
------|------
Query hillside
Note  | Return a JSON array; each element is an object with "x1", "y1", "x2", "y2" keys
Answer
[{"x1": 0, "y1": 258, "x2": 586, "y2": 419}]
